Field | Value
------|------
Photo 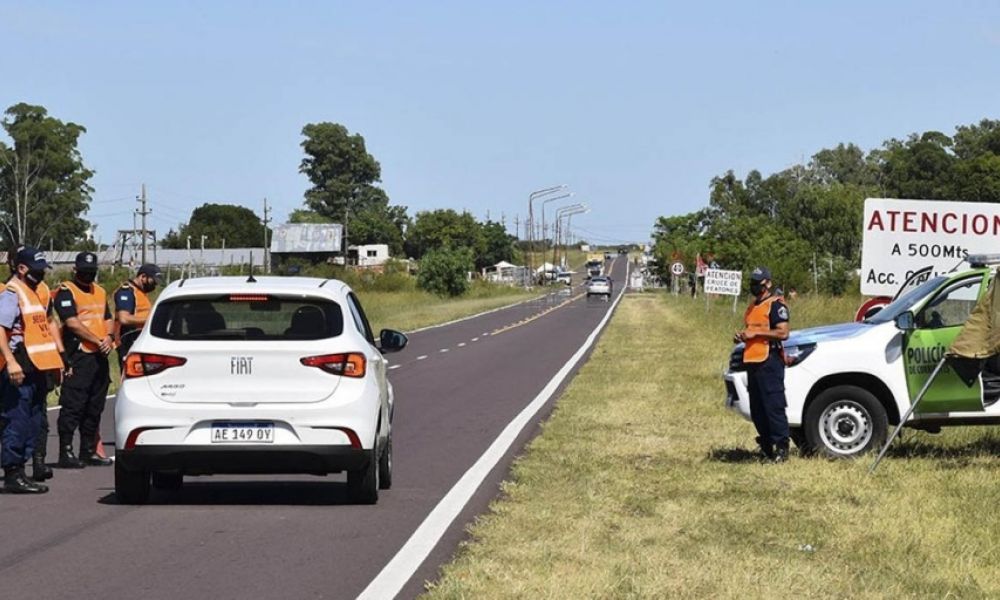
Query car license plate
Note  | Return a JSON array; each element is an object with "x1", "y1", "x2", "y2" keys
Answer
[{"x1": 211, "y1": 422, "x2": 274, "y2": 444}]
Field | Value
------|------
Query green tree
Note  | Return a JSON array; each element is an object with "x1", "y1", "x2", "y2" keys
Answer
[
  {"x1": 877, "y1": 131, "x2": 956, "y2": 199},
  {"x1": 288, "y1": 208, "x2": 334, "y2": 224},
  {"x1": 299, "y1": 122, "x2": 387, "y2": 250},
  {"x1": 0, "y1": 103, "x2": 94, "y2": 249},
  {"x1": 162, "y1": 203, "x2": 266, "y2": 249},
  {"x1": 417, "y1": 247, "x2": 473, "y2": 296},
  {"x1": 405, "y1": 209, "x2": 484, "y2": 261},
  {"x1": 479, "y1": 220, "x2": 516, "y2": 268}
]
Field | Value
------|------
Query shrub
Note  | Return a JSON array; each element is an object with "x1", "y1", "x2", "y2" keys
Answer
[{"x1": 417, "y1": 247, "x2": 474, "y2": 297}]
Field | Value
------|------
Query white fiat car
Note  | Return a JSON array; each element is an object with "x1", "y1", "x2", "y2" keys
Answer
[{"x1": 114, "y1": 276, "x2": 407, "y2": 505}]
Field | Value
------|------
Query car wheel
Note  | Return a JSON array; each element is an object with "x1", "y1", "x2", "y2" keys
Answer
[
  {"x1": 347, "y1": 438, "x2": 379, "y2": 504},
  {"x1": 804, "y1": 385, "x2": 887, "y2": 458},
  {"x1": 378, "y1": 433, "x2": 392, "y2": 490},
  {"x1": 151, "y1": 471, "x2": 184, "y2": 491},
  {"x1": 115, "y1": 459, "x2": 151, "y2": 505}
]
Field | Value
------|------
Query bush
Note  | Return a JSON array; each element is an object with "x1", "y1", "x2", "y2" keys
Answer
[{"x1": 417, "y1": 247, "x2": 473, "y2": 297}]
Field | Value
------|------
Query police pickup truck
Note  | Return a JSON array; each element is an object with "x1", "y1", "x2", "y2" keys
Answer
[{"x1": 724, "y1": 258, "x2": 1000, "y2": 458}]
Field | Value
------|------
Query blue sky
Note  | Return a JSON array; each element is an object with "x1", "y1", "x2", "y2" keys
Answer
[{"x1": 3, "y1": 1, "x2": 1000, "y2": 247}]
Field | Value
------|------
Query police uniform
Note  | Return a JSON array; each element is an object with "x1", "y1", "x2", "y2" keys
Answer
[
  {"x1": 0, "y1": 248, "x2": 63, "y2": 493},
  {"x1": 114, "y1": 276, "x2": 153, "y2": 368},
  {"x1": 53, "y1": 253, "x2": 114, "y2": 468},
  {"x1": 743, "y1": 273, "x2": 791, "y2": 460}
]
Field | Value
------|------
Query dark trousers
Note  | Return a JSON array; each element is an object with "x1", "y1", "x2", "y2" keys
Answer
[
  {"x1": 57, "y1": 352, "x2": 110, "y2": 452},
  {"x1": 1, "y1": 370, "x2": 47, "y2": 469},
  {"x1": 747, "y1": 353, "x2": 790, "y2": 448}
]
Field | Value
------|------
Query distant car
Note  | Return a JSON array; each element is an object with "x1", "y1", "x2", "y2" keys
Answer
[
  {"x1": 604, "y1": 252, "x2": 612, "y2": 261},
  {"x1": 555, "y1": 272, "x2": 572, "y2": 285},
  {"x1": 114, "y1": 276, "x2": 407, "y2": 505},
  {"x1": 587, "y1": 276, "x2": 612, "y2": 298}
]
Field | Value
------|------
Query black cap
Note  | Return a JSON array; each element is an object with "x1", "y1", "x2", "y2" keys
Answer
[
  {"x1": 74, "y1": 251, "x2": 99, "y2": 272},
  {"x1": 750, "y1": 266, "x2": 772, "y2": 282},
  {"x1": 16, "y1": 247, "x2": 50, "y2": 270},
  {"x1": 137, "y1": 264, "x2": 162, "y2": 280}
]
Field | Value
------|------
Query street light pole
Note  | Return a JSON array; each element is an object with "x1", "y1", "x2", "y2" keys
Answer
[
  {"x1": 554, "y1": 204, "x2": 586, "y2": 268},
  {"x1": 527, "y1": 185, "x2": 568, "y2": 277},
  {"x1": 541, "y1": 192, "x2": 573, "y2": 259},
  {"x1": 556, "y1": 205, "x2": 588, "y2": 268}
]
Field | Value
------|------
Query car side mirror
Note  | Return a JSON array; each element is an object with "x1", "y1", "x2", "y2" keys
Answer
[
  {"x1": 379, "y1": 329, "x2": 408, "y2": 353},
  {"x1": 895, "y1": 311, "x2": 915, "y2": 331}
]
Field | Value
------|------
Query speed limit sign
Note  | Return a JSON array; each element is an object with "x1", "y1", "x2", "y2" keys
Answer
[{"x1": 670, "y1": 262, "x2": 684, "y2": 276}]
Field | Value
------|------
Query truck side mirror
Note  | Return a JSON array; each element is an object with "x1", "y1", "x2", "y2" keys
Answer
[{"x1": 895, "y1": 311, "x2": 916, "y2": 331}]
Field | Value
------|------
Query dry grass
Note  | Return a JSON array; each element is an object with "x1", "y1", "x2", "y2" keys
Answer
[
  {"x1": 422, "y1": 292, "x2": 1000, "y2": 599},
  {"x1": 361, "y1": 286, "x2": 538, "y2": 334}
]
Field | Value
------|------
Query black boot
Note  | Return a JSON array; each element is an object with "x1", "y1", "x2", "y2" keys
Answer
[
  {"x1": 773, "y1": 443, "x2": 790, "y2": 464},
  {"x1": 80, "y1": 439, "x2": 112, "y2": 467},
  {"x1": 57, "y1": 444, "x2": 84, "y2": 469},
  {"x1": 32, "y1": 454, "x2": 53, "y2": 481},
  {"x1": 755, "y1": 436, "x2": 774, "y2": 461},
  {"x1": 3, "y1": 466, "x2": 49, "y2": 494}
]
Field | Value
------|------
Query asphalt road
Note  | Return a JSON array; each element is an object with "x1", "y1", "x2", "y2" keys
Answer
[{"x1": 0, "y1": 256, "x2": 628, "y2": 600}]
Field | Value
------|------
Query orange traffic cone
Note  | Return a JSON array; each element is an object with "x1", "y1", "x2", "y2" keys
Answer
[{"x1": 95, "y1": 432, "x2": 108, "y2": 459}]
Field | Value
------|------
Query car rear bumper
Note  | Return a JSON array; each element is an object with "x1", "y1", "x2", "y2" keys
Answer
[{"x1": 116, "y1": 445, "x2": 372, "y2": 476}]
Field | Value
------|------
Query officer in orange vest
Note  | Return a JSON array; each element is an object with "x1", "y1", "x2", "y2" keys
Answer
[
  {"x1": 736, "y1": 266, "x2": 791, "y2": 463},
  {"x1": 114, "y1": 263, "x2": 160, "y2": 369},
  {"x1": 0, "y1": 247, "x2": 65, "y2": 493},
  {"x1": 53, "y1": 252, "x2": 114, "y2": 468}
]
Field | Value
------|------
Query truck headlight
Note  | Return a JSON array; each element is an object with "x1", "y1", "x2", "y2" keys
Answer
[{"x1": 784, "y1": 343, "x2": 816, "y2": 367}]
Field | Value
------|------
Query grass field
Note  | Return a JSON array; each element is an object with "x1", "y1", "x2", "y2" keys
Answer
[
  {"x1": 361, "y1": 284, "x2": 539, "y2": 334},
  {"x1": 423, "y1": 292, "x2": 1000, "y2": 599}
]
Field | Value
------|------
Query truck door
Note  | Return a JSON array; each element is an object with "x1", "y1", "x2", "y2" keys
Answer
[{"x1": 904, "y1": 272, "x2": 988, "y2": 414}]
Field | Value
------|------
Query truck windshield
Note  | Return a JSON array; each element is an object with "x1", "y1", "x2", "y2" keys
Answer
[{"x1": 864, "y1": 276, "x2": 948, "y2": 324}]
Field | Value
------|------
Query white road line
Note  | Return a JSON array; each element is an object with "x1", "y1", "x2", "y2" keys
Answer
[
  {"x1": 416, "y1": 355, "x2": 428, "y2": 361},
  {"x1": 404, "y1": 295, "x2": 545, "y2": 334},
  {"x1": 471, "y1": 337, "x2": 479, "y2": 342},
  {"x1": 481, "y1": 332, "x2": 489, "y2": 337},
  {"x1": 357, "y1": 263, "x2": 628, "y2": 600},
  {"x1": 457, "y1": 342, "x2": 466, "y2": 347},
  {"x1": 439, "y1": 348, "x2": 449, "y2": 353},
  {"x1": 388, "y1": 365, "x2": 401, "y2": 370}
]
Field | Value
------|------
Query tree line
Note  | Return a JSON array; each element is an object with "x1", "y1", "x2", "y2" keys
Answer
[
  {"x1": 652, "y1": 119, "x2": 1000, "y2": 294},
  {"x1": 0, "y1": 102, "x2": 516, "y2": 295}
]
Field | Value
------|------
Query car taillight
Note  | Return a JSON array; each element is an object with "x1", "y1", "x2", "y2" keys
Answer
[
  {"x1": 300, "y1": 353, "x2": 367, "y2": 378},
  {"x1": 124, "y1": 353, "x2": 188, "y2": 379}
]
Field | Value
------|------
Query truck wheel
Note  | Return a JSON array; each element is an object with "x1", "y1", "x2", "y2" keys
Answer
[
  {"x1": 115, "y1": 460, "x2": 151, "y2": 505},
  {"x1": 804, "y1": 385, "x2": 887, "y2": 458}
]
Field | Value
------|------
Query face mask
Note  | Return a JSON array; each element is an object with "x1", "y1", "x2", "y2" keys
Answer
[
  {"x1": 749, "y1": 282, "x2": 765, "y2": 296},
  {"x1": 141, "y1": 278, "x2": 157, "y2": 293},
  {"x1": 25, "y1": 269, "x2": 45, "y2": 286},
  {"x1": 77, "y1": 271, "x2": 97, "y2": 285}
]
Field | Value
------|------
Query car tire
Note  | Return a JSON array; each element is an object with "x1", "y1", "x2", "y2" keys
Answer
[
  {"x1": 378, "y1": 434, "x2": 392, "y2": 490},
  {"x1": 804, "y1": 385, "x2": 887, "y2": 458},
  {"x1": 151, "y1": 471, "x2": 184, "y2": 491},
  {"x1": 347, "y1": 439, "x2": 379, "y2": 505},
  {"x1": 115, "y1": 460, "x2": 151, "y2": 505}
]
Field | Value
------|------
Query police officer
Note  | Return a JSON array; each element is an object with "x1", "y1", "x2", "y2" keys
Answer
[
  {"x1": 114, "y1": 263, "x2": 161, "y2": 368},
  {"x1": 736, "y1": 266, "x2": 791, "y2": 462},
  {"x1": 0, "y1": 247, "x2": 65, "y2": 493},
  {"x1": 53, "y1": 252, "x2": 114, "y2": 468}
]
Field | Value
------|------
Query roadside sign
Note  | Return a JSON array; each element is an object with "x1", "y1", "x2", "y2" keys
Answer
[
  {"x1": 703, "y1": 269, "x2": 742, "y2": 296},
  {"x1": 670, "y1": 262, "x2": 684, "y2": 276},
  {"x1": 861, "y1": 198, "x2": 1000, "y2": 296}
]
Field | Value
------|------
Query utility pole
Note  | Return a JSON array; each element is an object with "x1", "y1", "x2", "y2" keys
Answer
[
  {"x1": 136, "y1": 183, "x2": 150, "y2": 264},
  {"x1": 262, "y1": 197, "x2": 272, "y2": 274}
]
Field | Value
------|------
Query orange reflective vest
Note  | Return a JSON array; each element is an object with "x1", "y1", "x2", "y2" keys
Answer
[
  {"x1": 113, "y1": 282, "x2": 151, "y2": 342},
  {"x1": 60, "y1": 280, "x2": 110, "y2": 353},
  {"x1": 3, "y1": 278, "x2": 63, "y2": 372},
  {"x1": 743, "y1": 295, "x2": 785, "y2": 364}
]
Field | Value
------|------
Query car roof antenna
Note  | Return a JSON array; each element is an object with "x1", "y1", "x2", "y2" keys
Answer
[{"x1": 247, "y1": 251, "x2": 257, "y2": 283}]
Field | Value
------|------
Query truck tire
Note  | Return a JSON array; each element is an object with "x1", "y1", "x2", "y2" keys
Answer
[{"x1": 804, "y1": 385, "x2": 887, "y2": 458}]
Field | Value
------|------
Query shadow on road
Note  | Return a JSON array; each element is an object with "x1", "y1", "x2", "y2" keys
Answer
[{"x1": 97, "y1": 479, "x2": 361, "y2": 506}]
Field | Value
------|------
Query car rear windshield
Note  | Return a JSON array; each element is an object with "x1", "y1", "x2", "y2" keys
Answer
[{"x1": 149, "y1": 294, "x2": 344, "y2": 341}]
